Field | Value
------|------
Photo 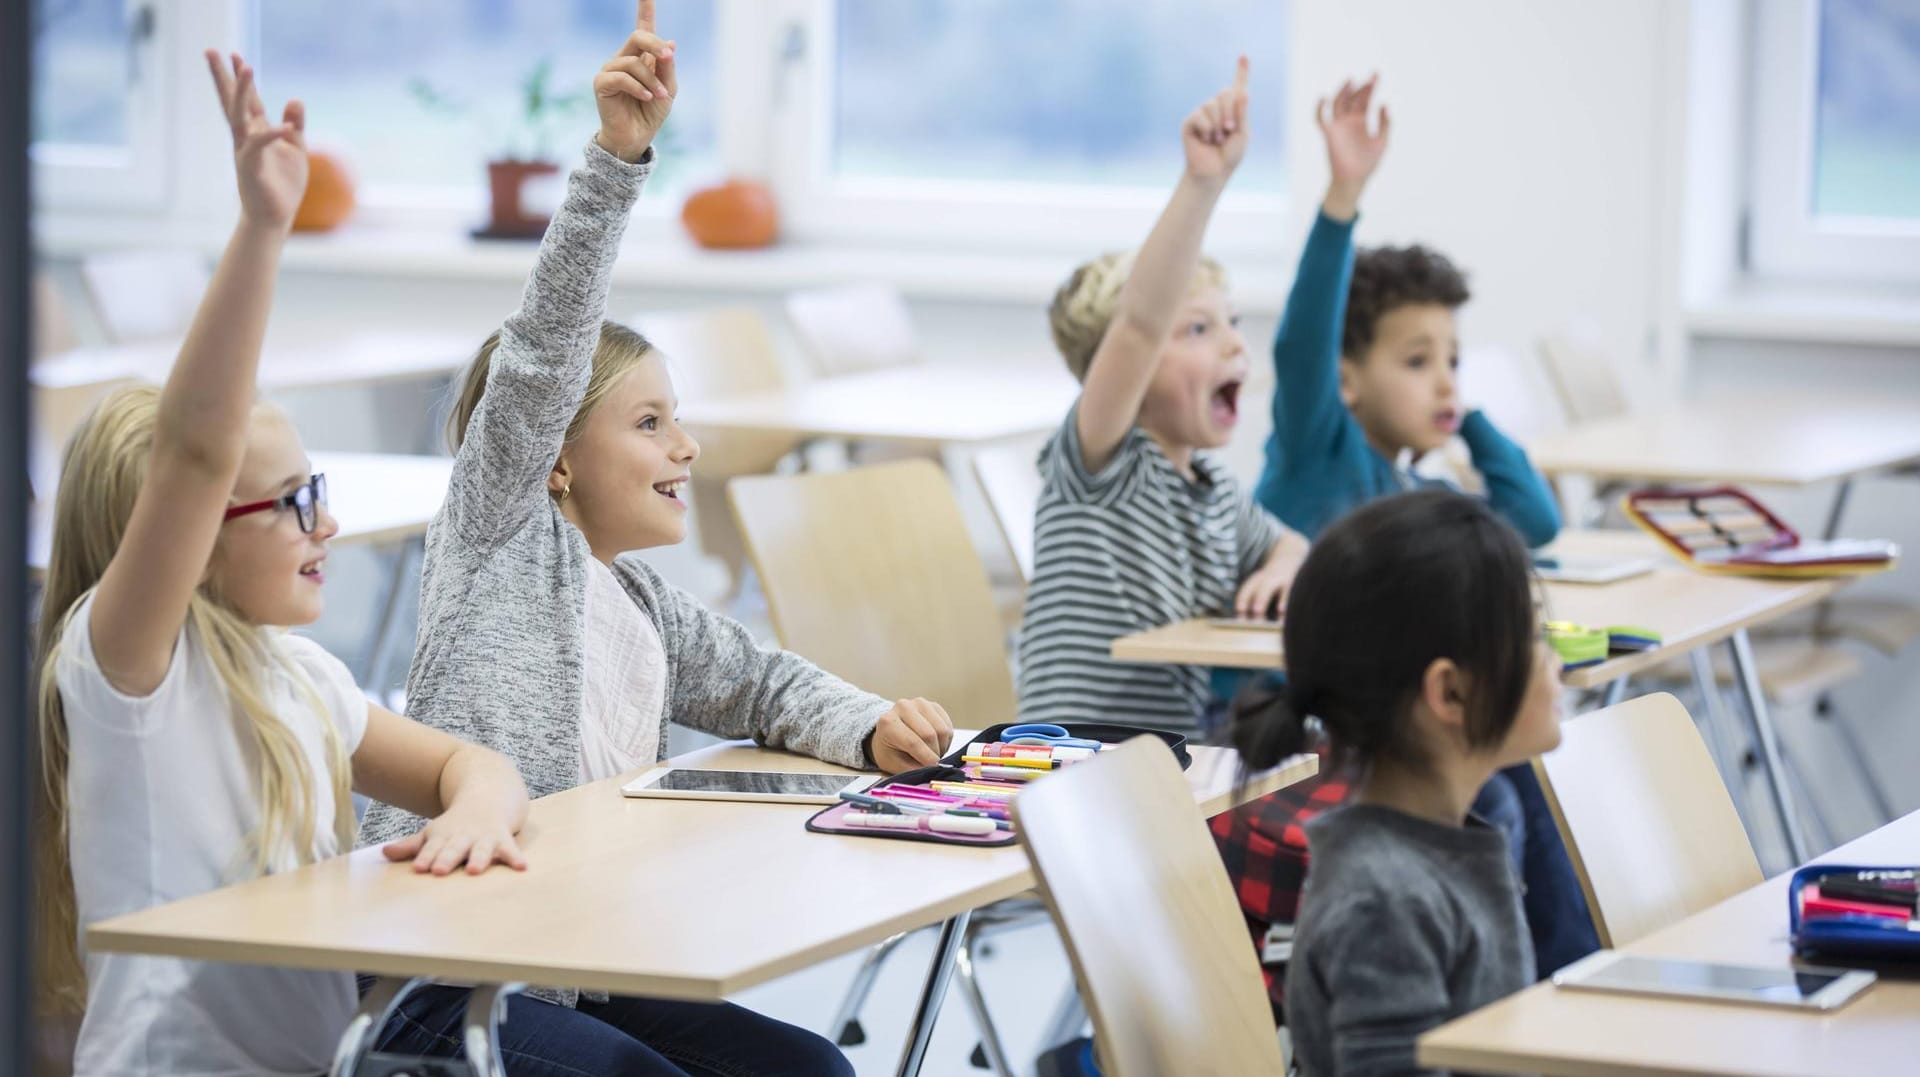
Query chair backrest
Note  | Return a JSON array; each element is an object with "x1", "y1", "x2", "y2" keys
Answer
[
  {"x1": 1014, "y1": 737, "x2": 1286, "y2": 1077},
  {"x1": 1532, "y1": 692, "x2": 1762, "y2": 949},
  {"x1": 970, "y1": 444, "x2": 1042, "y2": 584},
  {"x1": 1536, "y1": 331, "x2": 1630, "y2": 426},
  {"x1": 727, "y1": 459, "x2": 1017, "y2": 727},
  {"x1": 633, "y1": 305, "x2": 798, "y2": 475},
  {"x1": 784, "y1": 282, "x2": 920, "y2": 376},
  {"x1": 79, "y1": 249, "x2": 210, "y2": 343},
  {"x1": 32, "y1": 271, "x2": 79, "y2": 358}
]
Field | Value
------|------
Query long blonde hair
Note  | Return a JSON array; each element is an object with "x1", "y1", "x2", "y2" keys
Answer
[
  {"x1": 447, "y1": 320, "x2": 656, "y2": 453},
  {"x1": 33, "y1": 386, "x2": 355, "y2": 1015}
]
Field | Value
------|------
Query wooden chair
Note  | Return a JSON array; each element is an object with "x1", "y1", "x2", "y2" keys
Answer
[
  {"x1": 727, "y1": 458, "x2": 1015, "y2": 727},
  {"x1": 783, "y1": 282, "x2": 921, "y2": 377},
  {"x1": 728, "y1": 459, "x2": 1030, "y2": 1071},
  {"x1": 1014, "y1": 736, "x2": 1286, "y2": 1076},
  {"x1": 970, "y1": 444, "x2": 1042, "y2": 585},
  {"x1": 1532, "y1": 692, "x2": 1762, "y2": 949},
  {"x1": 633, "y1": 306, "x2": 803, "y2": 598},
  {"x1": 79, "y1": 249, "x2": 210, "y2": 343}
]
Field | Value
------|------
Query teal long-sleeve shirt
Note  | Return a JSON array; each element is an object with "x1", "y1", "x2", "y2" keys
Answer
[{"x1": 1253, "y1": 211, "x2": 1562, "y2": 547}]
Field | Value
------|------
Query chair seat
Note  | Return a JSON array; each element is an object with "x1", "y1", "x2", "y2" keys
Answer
[
  {"x1": 1649, "y1": 638, "x2": 1864, "y2": 707},
  {"x1": 1754, "y1": 596, "x2": 1920, "y2": 657}
]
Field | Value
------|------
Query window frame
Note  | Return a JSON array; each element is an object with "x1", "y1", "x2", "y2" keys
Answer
[
  {"x1": 1748, "y1": 0, "x2": 1920, "y2": 285},
  {"x1": 31, "y1": 0, "x2": 174, "y2": 211}
]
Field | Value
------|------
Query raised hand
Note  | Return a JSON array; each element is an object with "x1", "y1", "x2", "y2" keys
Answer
[
  {"x1": 1183, "y1": 56, "x2": 1251, "y2": 184},
  {"x1": 205, "y1": 51, "x2": 307, "y2": 230},
  {"x1": 594, "y1": 0, "x2": 677, "y2": 162},
  {"x1": 1317, "y1": 74, "x2": 1390, "y2": 219}
]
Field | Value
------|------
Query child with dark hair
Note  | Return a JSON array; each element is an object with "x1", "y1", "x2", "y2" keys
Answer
[
  {"x1": 1233, "y1": 489, "x2": 1562, "y2": 1077},
  {"x1": 1210, "y1": 77, "x2": 1594, "y2": 1025}
]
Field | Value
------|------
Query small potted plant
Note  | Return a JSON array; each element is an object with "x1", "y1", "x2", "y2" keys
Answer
[{"x1": 411, "y1": 57, "x2": 588, "y2": 240}]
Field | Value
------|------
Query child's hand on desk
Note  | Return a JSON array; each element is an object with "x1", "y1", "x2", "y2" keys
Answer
[
  {"x1": 1236, "y1": 533, "x2": 1309, "y2": 620},
  {"x1": 594, "y1": 0, "x2": 677, "y2": 163},
  {"x1": 869, "y1": 698, "x2": 956, "y2": 774},
  {"x1": 383, "y1": 806, "x2": 530, "y2": 877}
]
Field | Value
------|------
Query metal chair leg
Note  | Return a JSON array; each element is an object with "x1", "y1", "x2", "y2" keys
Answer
[
  {"x1": 461, "y1": 982, "x2": 525, "y2": 1077},
  {"x1": 829, "y1": 928, "x2": 918, "y2": 1046},
  {"x1": 1819, "y1": 698, "x2": 1900, "y2": 823},
  {"x1": 330, "y1": 976, "x2": 427, "y2": 1077},
  {"x1": 1038, "y1": 980, "x2": 1089, "y2": 1051},
  {"x1": 954, "y1": 936, "x2": 1014, "y2": 1076}
]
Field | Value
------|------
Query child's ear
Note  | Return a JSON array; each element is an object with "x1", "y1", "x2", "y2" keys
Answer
[
  {"x1": 1338, "y1": 355, "x2": 1361, "y2": 409},
  {"x1": 1420, "y1": 657, "x2": 1470, "y2": 735},
  {"x1": 547, "y1": 455, "x2": 574, "y2": 501}
]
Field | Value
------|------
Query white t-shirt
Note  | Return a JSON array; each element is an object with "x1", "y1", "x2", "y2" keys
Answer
[
  {"x1": 56, "y1": 593, "x2": 370, "y2": 1077},
  {"x1": 578, "y1": 557, "x2": 665, "y2": 781}
]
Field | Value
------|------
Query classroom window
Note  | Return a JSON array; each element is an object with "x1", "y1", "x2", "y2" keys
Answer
[
  {"x1": 255, "y1": 0, "x2": 721, "y2": 206},
  {"x1": 1749, "y1": 0, "x2": 1920, "y2": 284},
  {"x1": 829, "y1": 0, "x2": 1286, "y2": 193},
  {"x1": 31, "y1": 0, "x2": 171, "y2": 208},
  {"x1": 1810, "y1": 0, "x2": 1920, "y2": 221}
]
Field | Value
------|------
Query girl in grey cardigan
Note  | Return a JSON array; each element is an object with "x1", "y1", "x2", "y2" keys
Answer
[{"x1": 359, "y1": 8, "x2": 946, "y2": 1073}]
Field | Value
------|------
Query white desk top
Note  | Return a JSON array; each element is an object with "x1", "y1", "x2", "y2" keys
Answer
[
  {"x1": 31, "y1": 331, "x2": 475, "y2": 394},
  {"x1": 677, "y1": 363, "x2": 1080, "y2": 447},
  {"x1": 87, "y1": 734, "x2": 1317, "y2": 1001},
  {"x1": 30, "y1": 451, "x2": 452, "y2": 572}
]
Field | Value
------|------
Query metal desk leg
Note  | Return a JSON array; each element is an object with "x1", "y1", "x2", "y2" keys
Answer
[
  {"x1": 1601, "y1": 675, "x2": 1630, "y2": 709},
  {"x1": 953, "y1": 939, "x2": 1013, "y2": 1077},
  {"x1": 1687, "y1": 649, "x2": 1753, "y2": 833},
  {"x1": 360, "y1": 538, "x2": 421, "y2": 694},
  {"x1": 331, "y1": 976, "x2": 426, "y2": 1077},
  {"x1": 462, "y1": 982, "x2": 526, "y2": 1077},
  {"x1": 1727, "y1": 630, "x2": 1811, "y2": 863},
  {"x1": 894, "y1": 910, "x2": 973, "y2": 1077}
]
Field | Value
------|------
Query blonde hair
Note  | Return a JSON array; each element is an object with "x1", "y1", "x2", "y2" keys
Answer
[
  {"x1": 33, "y1": 386, "x2": 354, "y2": 1015},
  {"x1": 447, "y1": 321, "x2": 656, "y2": 454},
  {"x1": 1048, "y1": 251, "x2": 1230, "y2": 381}
]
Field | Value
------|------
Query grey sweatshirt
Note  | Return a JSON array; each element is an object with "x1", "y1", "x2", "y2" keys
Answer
[
  {"x1": 1285, "y1": 804, "x2": 1534, "y2": 1077},
  {"x1": 359, "y1": 141, "x2": 886, "y2": 863}
]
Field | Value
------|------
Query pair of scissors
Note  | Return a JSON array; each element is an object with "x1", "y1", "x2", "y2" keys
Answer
[{"x1": 1000, "y1": 723, "x2": 1105, "y2": 752}]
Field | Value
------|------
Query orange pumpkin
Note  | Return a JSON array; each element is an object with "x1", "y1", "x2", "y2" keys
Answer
[
  {"x1": 681, "y1": 178, "x2": 779, "y2": 249},
  {"x1": 294, "y1": 150, "x2": 356, "y2": 233}
]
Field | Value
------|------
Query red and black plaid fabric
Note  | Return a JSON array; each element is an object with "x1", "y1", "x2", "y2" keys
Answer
[{"x1": 1209, "y1": 757, "x2": 1351, "y2": 1022}]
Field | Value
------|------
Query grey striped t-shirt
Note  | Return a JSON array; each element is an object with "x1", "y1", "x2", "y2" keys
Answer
[{"x1": 1014, "y1": 407, "x2": 1288, "y2": 734}]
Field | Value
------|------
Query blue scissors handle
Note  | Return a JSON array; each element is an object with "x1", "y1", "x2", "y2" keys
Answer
[{"x1": 1001, "y1": 723, "x2": 1105, "y2": 751}]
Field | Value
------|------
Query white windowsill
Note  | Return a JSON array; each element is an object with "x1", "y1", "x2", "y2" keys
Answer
[
  {"x1": 1688, "y1": 279, "x2": 1920, "y2": 349},
  {"x1": 36, "y1": 213, "x2": 1297, "y2": 315}
]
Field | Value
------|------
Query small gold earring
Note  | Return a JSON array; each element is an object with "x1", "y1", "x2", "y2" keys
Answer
[{"x1": 558, "y1": 482, "x2": 571, "y2": 503}]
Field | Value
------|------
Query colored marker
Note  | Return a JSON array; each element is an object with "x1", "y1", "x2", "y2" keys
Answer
[{"x1": 845, "y1": 813, "x2": 998, "y2": 837}]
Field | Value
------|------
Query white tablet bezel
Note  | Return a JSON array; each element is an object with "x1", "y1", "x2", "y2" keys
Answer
[
  {"x1": 1550, "y1": 950, "x2": 1876, "y2": 1012},
  {"x1": 619, "y1": 767, "x2": 880, "y2": 805}
]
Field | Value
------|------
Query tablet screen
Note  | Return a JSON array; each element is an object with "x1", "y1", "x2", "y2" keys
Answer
[
  {"x1": 644, "y1": 770, "x2": 860, "y2": 797},
  {"x1": 1564, "y1": 954, "x2": 1848, "y2": 1004}
]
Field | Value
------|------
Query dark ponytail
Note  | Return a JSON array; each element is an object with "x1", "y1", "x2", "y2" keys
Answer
[{"x1": 1229, "y1": 674, "x2": 1317, "y2": 771}]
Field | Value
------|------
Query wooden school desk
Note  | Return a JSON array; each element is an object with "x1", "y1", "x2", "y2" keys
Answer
[
  {"x1": 675, "y1": 363, "x2": 1081, "y2": 448},
  {"x1": 29, "y1": 452, "x2": 452, "y2": 687},
  {"x1": 1419, "y1": 809, "x2": 1920, "y2": 1077},
  {"x1": 87, "y1": 732, "x2": 1317, "y2": 1077},
  {"x1": 1108, "y1": 530, "x2": 1847, "y2": 863}
]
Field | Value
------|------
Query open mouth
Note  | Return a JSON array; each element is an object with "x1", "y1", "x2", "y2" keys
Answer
[
  {"x1": 1210, "y1": 380, "x2": 1243, "y2": 428},
  {"x1": 1434, "y1": 408, "x2": 1461, "y2": 433},
  {"x1": 653, "y1": 477, "x2": 688, "y2": 503},
  {"x1": 298, "y1": 557, "x2": 326, "y2": 584}
]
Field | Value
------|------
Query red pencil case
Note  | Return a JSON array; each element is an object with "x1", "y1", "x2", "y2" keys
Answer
[{"x1": 1624, "y1": 486, "x2": 1897, "y2": 578}]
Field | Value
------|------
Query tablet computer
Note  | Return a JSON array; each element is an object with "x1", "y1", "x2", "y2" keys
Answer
[
  {"x1": 1532, "y1": 555, "x2": 1659, "y2": 585},
  {"x1": 1551, "y1": 951, "x2": 1875, "y2": 1011},
  {"x1": 620, "y1": 768, "x2": 880, "y2": 805}
]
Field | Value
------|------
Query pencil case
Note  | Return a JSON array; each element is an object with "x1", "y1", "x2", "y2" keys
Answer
[
  {"x1": 1788, "y1": 864, "x2": 1920, "y2": 968},
  {"x1": 1546, "y1": 621, "x2": 1663, "y2": 669},
  {"x1": 1624, "y1": 486, "x2": 1898, "y2": 578},
  {"x1": 805, "y1": 722, "x2": 1191, "y2": 848}
]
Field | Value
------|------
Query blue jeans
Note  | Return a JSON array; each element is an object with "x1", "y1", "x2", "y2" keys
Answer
[
  {"x1": 367, "y1": 982, "x2": 854, "y2": 1077},
  {"x1": 1474, "y1": 765, "x2": 1601, "y2": 979}
]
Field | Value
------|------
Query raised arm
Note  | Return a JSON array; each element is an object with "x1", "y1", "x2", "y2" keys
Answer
[
  {"x1": 442, "y1": 1, "x2": 675, "y2": 542},
  {"x1": 1268, "y1": 76, "x2": 1390, "y2": 463},
  {"x1": 1076, "y1": 58, "x2": 1250, "y2": 473},
  {"x1": 87, "y1": 52, "x2": 303, "y2": 695}
]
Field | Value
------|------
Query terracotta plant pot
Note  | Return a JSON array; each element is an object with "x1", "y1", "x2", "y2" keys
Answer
[
  {"x1": 481, "y1": 159, "x2": 561, "y2": 240},
  {"x1": 293, "y1": 150, "x2": 355, "y2": 233},
  {"x1": 681, "y1": 178, "x2": 779, "y2": 249}
]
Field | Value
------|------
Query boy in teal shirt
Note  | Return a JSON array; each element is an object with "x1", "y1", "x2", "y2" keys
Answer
[{"x1": 1228, "y1": 75, "x2": 1594, "y2": 988}]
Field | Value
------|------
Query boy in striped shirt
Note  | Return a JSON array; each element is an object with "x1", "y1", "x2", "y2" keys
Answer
[{"x1": 1015, "y1": 58, "x2": 1307, "y2": 737}]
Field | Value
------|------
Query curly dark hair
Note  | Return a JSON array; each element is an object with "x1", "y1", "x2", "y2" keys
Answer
[{"x1": 1341, "y1": 244, "x2": 1471, "y2": 359}]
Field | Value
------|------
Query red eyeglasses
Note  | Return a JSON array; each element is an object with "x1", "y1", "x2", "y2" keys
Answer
[{"x1": 224, "y1": 473, "x2": 328, "y2": 534}]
